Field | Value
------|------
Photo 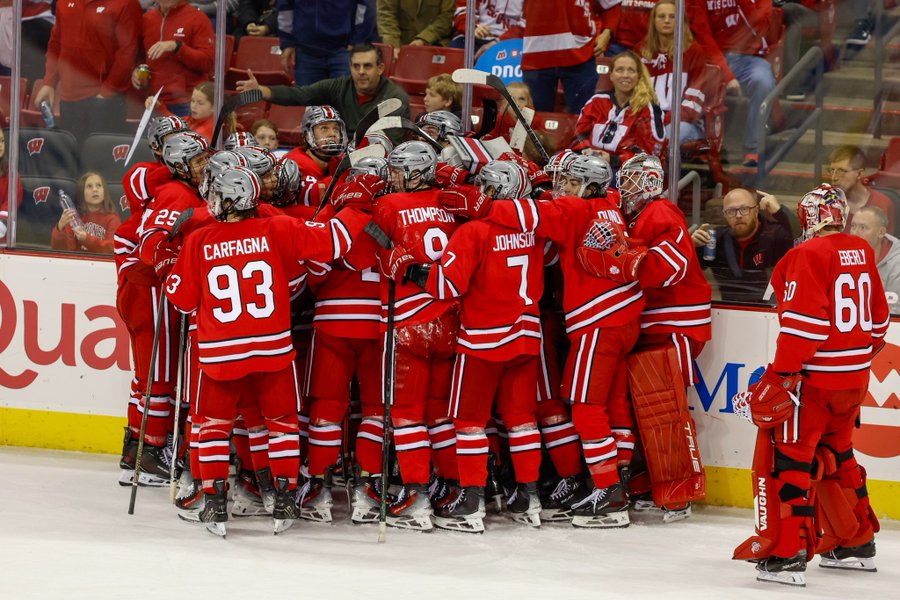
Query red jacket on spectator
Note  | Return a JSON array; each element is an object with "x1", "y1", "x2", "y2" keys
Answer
[
  {"x1": 0, "y1": 172, "x2": 23, "y2": 236},
  {"x1": 453, "y1": 0, "x2": 525, "y2": 40},
  {"x1": 140, "y1": 1, "x2": 215, "y2": 106},
  {"x1": 522, "y1": 0, "x2": 599, "y2": 70},
  {"x1": 640, "y1": 42, "x2": 706, "y2": 124},
  {"x1": 43, "y1": 0, "x2": 143, "y2": 101},
  {"x1": 572, "y1": 91, "x2": 667, "y2": 164},
  {"x1": 705, "y1": 0, "x2": 773, "y2": 56},
  {"x1": 51, "y1": 210, "x2": 121, "y2": 254}
]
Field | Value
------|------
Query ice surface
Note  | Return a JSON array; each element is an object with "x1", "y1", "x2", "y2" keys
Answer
[{"x1": 1, "y1": 447, "x2": 897, "y2": 600}]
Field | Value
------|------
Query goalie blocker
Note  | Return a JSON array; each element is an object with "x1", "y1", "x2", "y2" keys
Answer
[{"x1": 626, "y1": 344, "x2": 706, "y2": 509}]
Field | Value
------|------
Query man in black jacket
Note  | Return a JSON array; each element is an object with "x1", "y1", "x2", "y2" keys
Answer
[
  {"x1": 237, "y1": 43, "x2": 409, "y2": 136},
  {"x1": 691, "y1": 188, "x2": 795, "y2": 303}
]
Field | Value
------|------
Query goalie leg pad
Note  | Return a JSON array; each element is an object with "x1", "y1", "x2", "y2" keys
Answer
[
  {"x1": 813, "y1": 454, "x2": 880, "y2": 554},
  {"x1": 626, "y1": 344, "x2": 705, "y2": 507}
]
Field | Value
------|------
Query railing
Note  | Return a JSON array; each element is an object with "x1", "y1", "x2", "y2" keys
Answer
[
  {"x1": 663, "y1": 169, "x2": 702, "y2": 227},
  {"x1": 872, "y1": 0, "x2": 900, "y2": 139},
  {"x1": 756, "y1": 46, "x2": 825, "y2": 188}
]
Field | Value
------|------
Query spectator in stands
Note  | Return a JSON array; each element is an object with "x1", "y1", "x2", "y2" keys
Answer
[
  {"x1": 449, "y1": 0, "x2": 525, "y2": 54},
  {"x1": 32, "y1": 0, "x2": 142, "y2": 143},
  {"x1": 251, "y1": 119, "x2": 280, "y2": 151},
  {"x1": 691, "y1": 187, "x2": 794, "y2": 303},
  {"x1": 148, "y1": 81, "x2": 223, "y2": 142},
  {"x1": 51, "y1": 171, "x2": 120, "y2": 254},
  {"x1": 496, "y1": 81, "x2": 534, "y2": 140},
  {"x1": 0, "y1": 128, "x2": 23, "y2": 245},
  {"x1": 572, "y1": 51, "x2": 666, "y2": 170},
  {"x1": 850, "y1": 206, "x2": 900, "y2": 310},
  {"x1": 236, "y1": 0, "x2": 277, "y2": 41},
  {"x1": 521, "y1": 0, "x2": 599, "y2": 113},
  {"x1": 423, "y1": 74, "x2": 462, "y2": 115},
  {"x1": 279, "y1": 0, "x2": 376, "y2": 86},
  {"x1": 236, "y1": 43, "x2": 410, "y2": 135},
  {"x1": 133, "y1": 0, "x2": 215, "y2": 119},
  {"x1": 830, "y1": 145, "x2": 897, "y2": 235},
  {"x1": 638, "y1": 0, "x2": 705, "y2": 144},
  {"x1": 0, "y1": 1, "x2": 54, "y2": 82},
  {"x1": 846, "y1": 0, "x2": 875, "y2": 48},
  {"x1": 378, "y1": 0, "x2": 455, "y2": 59},
  {"x1": 705, "y1": 0, "x2": 777, "y2": 168}
]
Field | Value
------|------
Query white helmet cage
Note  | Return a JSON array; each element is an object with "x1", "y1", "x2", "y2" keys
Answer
[
  {"x1": 617, "y1": 153, "x2": 664, "y2": 219},
  {"x1": 388, "y1": 140, "x2": 437, "y2": 190}
]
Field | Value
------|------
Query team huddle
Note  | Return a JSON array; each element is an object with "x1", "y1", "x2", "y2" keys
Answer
[{"x1": 116, "y1": 103, "x2": 888, "y2": 587}]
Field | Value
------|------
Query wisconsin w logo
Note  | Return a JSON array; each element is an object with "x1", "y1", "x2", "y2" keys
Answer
[
  {"x1": 32, "y1": 186, "x2": 51, "y2": 204},
  {"x1": 112, "y1": 144, "x2": 130, "y2": 162},
  {"x1": 27, "y1": 138, "x2": 45, "y2": 156}
]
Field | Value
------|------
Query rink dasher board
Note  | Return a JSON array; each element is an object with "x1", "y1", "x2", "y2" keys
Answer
[{"x1": 1, "y1": 251, "x2": 898, "y2": 518}]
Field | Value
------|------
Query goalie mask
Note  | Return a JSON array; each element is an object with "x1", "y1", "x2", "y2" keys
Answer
[
  {"x1": 797, "y1": 183, "x2": 849, "y2": 242},
  {"x1": 271, "y1": 159, "x2": 301, "y2": 207},
  {"x1": 416, "y1": 110, "x2": 463, "y2": 143},
  {"x1": 162, "y1": 131, "x2": 210, "y2": 183},
  {"x1": 302, "y1": 105, "x2": 348, "y2": 158},
  {"x1": 147, "y1": 116, "x2": 187, "y2": 155},
  {"x1": 476, "y1": 160, "x2": 531, "y2": 200},
  {"x1": 199, "y1": 150, "x2": 249, "y2": 200},
  {"x1": 566, "y1": 154, "x2": 612, "y2": 199},
  {"x1": 207, "y1": 166, "x2": 261, "y2": 220},
  {"x1": 388, "y1": 141, "x2": 437, "y2": 192},
  {"x1": 224, "y1": 131, "x2": 258, "y2": 151},
  {"x1": 617, "y1": 153, "x2": 664, "y2": 220}
]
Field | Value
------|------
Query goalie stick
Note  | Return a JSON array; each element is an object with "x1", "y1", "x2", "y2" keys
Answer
[
  {"x1": 211, "y1": 89, "x2": 263, "y2": 147},
  {"x1": 452, "y1": 69, "x2": 550, "y2": 163},
  {"x1": 129, "y1": 208, "x2": 194, "y2": 515}
]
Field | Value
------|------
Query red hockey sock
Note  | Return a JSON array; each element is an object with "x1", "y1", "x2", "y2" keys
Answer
[
  {"x1": 308, "y1": 422, "x2": 342, "y2": 477},
  {"x1": 393, "y1": 423, "x2": 431, "y2": 485},
  {"x1": 188, "y1": 418, "x2": 201, "y2": 477},
  {"x1": 132, "y1": 392, "x2": 173, "y2": 446},
  {"x1": 508, "y1": 427, "x2": 542, "y2": 484},
  {"x1": 540, "y1": 420, "x2": 582, "y2": 478},
  {"x1": 455, "y1": 427, "x2": 489, "y2": 488},
  {"x1": 355, "y1": 417, "x2": 384, "y2": 476},
  {"x1": 583, "y1": 437, "x2": 619, "y2": 489},
  {"x1": 485, "y1": 418, "x2": 502, "y2": 456},
  {"x1": 198, "y1": 418, "x2": 233, "y2": 492},
  {"x1": 612, "y1": 428, "x2": 635, "y2": 468},
  {"x1": 429, "y1": 421, "x2": 459, "y2": 481},
  {"x1": 267, "y1": 415, "x2": 300, "y2": 487}
]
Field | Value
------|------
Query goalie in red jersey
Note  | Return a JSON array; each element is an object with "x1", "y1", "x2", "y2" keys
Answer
[{"x1": 731, "y1": 184, "x2": 889, "y2": 587}]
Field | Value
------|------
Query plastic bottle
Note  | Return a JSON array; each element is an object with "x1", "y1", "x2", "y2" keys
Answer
[
  {"x1": 702, "y1": 227, "x2": 717, "y2": 262},
  {"x1": 40, "y1": 101, "x2": 56, "y2": 128},
  {"x1": 58, "y1": 190, "x2": 85, "y2": 234}
]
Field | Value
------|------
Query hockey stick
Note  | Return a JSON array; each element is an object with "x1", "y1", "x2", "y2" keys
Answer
[
  {"x1": 368, "y1": 116, "x2": 443, "y2": 152},
  {"x1": 211, "y1": 89, "x2": 263, "y2": 148},
  {"x1": 310, "y1": 145, "x2": 387, "y2": 220},
  {"x1": 363, "y1": 221, "x2": 394, "y2": 543},
  {"x1": 452, "y1": 69, "x2": 550, "y2": 163},
  {"x1": 168, "y1": 314, "x2": 189, "y2": 504},
  {"x1": 353, "y1": 97, "x2": 403, "y2": 146},
  {"x1": 129, "y1": 208, "x2": 194, "y2": 515}
]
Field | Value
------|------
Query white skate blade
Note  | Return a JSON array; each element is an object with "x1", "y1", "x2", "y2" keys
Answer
[
  {"x1": 509, "y1": 511, "x2": 541, "y2": 528},
  {"x1": 662, "y1": 505, "x2": 692, "y2": 524},
  {"x1": 433, "y1": 515, "x2": 485, "y2": 533},
  {"x1": 351, "y1": 505, "x2": 380, "y2": 524},
  {"x1": 631, "y1": 498, "x2": 658, "y2": 512},
  {"x1": 231, "y1": 491, "x2": 270, "y2": 518},
  {"x1": 539, "y1": 508, "x2": 573, "y2": 522},
  {"x1": 204, "y1": 522, "x2": 227, "y2": 537},
  {"x1": 571, "y1": 509, "x2": 630, "y2": 529},
  {"x1": 818, "y1": 556, "x2": 877, "y2": 572},
  {"x1": 119, "y1": 469, "x2": 168, "y2": 487},
  {"x1": 756, "y1": 570, "x2": 805, "y2": 587},
  {"x1": 386, "y1": 514, "x2": 434, "y2": 531},
  {"x1": 299, "y1": 507, "x2": 333, "y2": 523},
  {"x1": 273, "y1": 518, "x2": 294, "y2": 535},
  {"x1": 177, "y1": 510, "x2": 201, "y2": 523},
  {"x1": 489, "y1": 495, "x2": 504, "y2": 513}
]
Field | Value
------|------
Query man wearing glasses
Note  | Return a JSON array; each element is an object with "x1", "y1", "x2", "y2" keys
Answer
[
  {"x1": 829, "y1": 145, "x2": 896, "y2": 235},
  {"x1": 691, "y1": 187, "x2": 794, "y2": 303}
]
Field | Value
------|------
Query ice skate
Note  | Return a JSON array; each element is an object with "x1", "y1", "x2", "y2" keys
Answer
[
  {"x1": 433, "y1": 486, "x2": 486, "y2": 533},
  {"x1": 232, "y1": 468, "x2": 275, "y2": 517},
  {"x1": 571, "y1": 483, "x2": 630, "y2": 528},
  {"x1": 630, "y1": 492, "x2": 657, "y2": 512},
  {"x1": 662, "y1": 503, "x2": 692, "y2": 523},
  {"x1": 273, "y1": 477, "x2": 300, "y2": 534},
  {"x1": 755, "y1": 551, "x2": 807, "y2": 587},
  {"x1": 506, "y1": 482, "x2": 541, "y2": 527},
  {"x1": 198, "y1": 479, "x2": 228, "y2": 537},
  {"x1": 387, "y1": 484, "x2": 434, "y2": 531},
  {"x1": 351, "y1": 476, "x2": 392, "y2": 524},
  {"x1": 540, "y1": 475, "x2": 585, "y2": 522},
  {"x1": 485, "y1": 453, "x2": 505, "y2": 512},
  {"x1": 295, "y1": 477, "x2": 333, "y2": 523},
  {"x1": 818, "y1": 540, "x2": 877, "y2": 572},
  {"x1": 175, "y1": 477, "x2": 204, "y2": 523},
  {"x1": 136, "y1": 443, "x2": 174, "y2": 487},
  {"x1": 118, "y1": 428, "x2": 138, "y2": 485}
]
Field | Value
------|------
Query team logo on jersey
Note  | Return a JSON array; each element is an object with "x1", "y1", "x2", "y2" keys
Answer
[
  {"x1": 119, "y1": 195, "x2": 129, "y2": 214},
  {"x1": 26, "y1": 138, "x2": 44, "y2": 156},
  {"x1": 854, "y1": 340, "x2": 900, "y2": 459},
  {"x1": 96, "y1": 6, "x2": 105, "y2": 13},
  {"x1": 753, "y1": 252, "x2": 764, "y2": 267},
  {"x1": 112, "y1": 144, "x2": 130, "y2": 162},
  {"x1": 32, "y1": 186, "x2": 51, "y2": 204}
]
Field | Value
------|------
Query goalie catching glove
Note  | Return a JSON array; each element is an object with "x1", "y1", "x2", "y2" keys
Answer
[
  {"x1": 732, "y1": 366, "x2": 803, "y2": 429},
  {"x1": 438, "y1": 184, "x2": 492, "y2": 219},
  {"x1": 330, "y1": 173, "x2": 385, "y2": 212},
  {"x1": 576, "y1": 219, "x2": 647, "y2": 283}
]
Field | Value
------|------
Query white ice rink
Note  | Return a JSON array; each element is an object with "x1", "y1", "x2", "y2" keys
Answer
[{"x1": 1, "y1": 446, "x2": 897, "y2": 600}]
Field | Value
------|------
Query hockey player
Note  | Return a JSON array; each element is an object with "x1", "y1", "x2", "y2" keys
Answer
[
  {"x1": 115, "y1": 115, "x2": 186, "y2": 485},
  {"x1": 233, "y1": 145, "x2": 279, "y2": 204},
  {"x1": 393, "y1": 160, "x2": 544, "y2": 533},
  {"x1": 439, "y1": 154, "x2": 645, "y2": 528},
  {"x1": 416, "y1": 110, "x2": 463, "y2": 147},
  {"x1": 224, "y1": 131, "x2": 257, "y2": 151},
  {"x1": 576, "y1": 153, "x2": 711, "y2": 522},
  {"x1": 371, "y1": 140, "x2": 462, "y2": 531},
  {"x1": 283, "y1": 105, "x2": 348, "y2": 207},
  {"x1": 732, "y1": 184, "x2": 889, "y2": 587},
  {"x1": 164, "y1": 166, "x2": 372, "y2": 535}
]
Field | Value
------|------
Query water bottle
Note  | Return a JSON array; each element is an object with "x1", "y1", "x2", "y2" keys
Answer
[
  {"x1": 702, "y1": 227, "x2": 717, "y2": 262},
  {"x1": 58, "y1": 190, "x2": 85, "y2": 234},
  {"x1": 40, "y1": 101, "x2": 56, "y2": 129}
]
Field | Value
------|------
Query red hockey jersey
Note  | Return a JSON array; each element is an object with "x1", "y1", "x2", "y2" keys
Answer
[
  {"x1": 485, "y1": 193, "x2": 645, "y2": 338},
  {"x1": 522, "y1": 0, "x2": 598, "y2": 70},
  {"x1": 573, "y1": 92, "x2": 667, "y2": 162},
  {"x1": 372, "y1": 188, "x2": 459, "y2": 327},
  {"x1": 424, "y1": 218, "x2": 544, "y2": 361},
  {"x1": 453, "y1": 0, "x2": 525, "y2": 40},
  {"x1": 137, "y1": 178, "x2": 205, "y2": 267},
  {"x1": 628, "y1": 199, "x2": 711, "y2": 341},
  {"x1": 114, "y1": 162, "x2": 172, "y2": 286},
  {"x1": 640, "y1": 43, "x2": 706, "y2": 124},
  {"x1": 282, "y1": 149, "x2": 328, "y2": 207},
  {"x1": 771, "y1": 233, "x2": 890, "y2": 389},
  {"x1": 165, "y1": 212, "x2": 365, "y2": 380},
  {"x1": 705, "y1": 0, "x2": 773, "y2": 56}
]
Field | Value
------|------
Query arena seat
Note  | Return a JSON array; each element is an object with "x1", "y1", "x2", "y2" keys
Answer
[
  {"x1": 234, "y1": 100, "x2": 267, "y2": 132},
  {"x1": 681, "y1": 63, "x2": 730, "y2": 189},
  {"x1": 391, "y1": 46, "x2": 465, "y2": 96},
  {"x1": 16, "y1": 176, "x2": 78, "y2": 249},
  {"x1": 266, "y1": 104, "x2": 305, "y2": 147},
  {"x1": 880, "y1": 137, "x2": 900, "y2": 173},
  {"x1": 595, "y1": 57, "x2": 613, "y2": 91},
  {"x1": 532, "y1": 111, "x2": 578, "y2": 154},
  {"x1": 17, "y1": 128, "x2": 78, "y2": 179},
  {"x1": 80, "y1": 134, "x2": 154, "y2": 183},
  {"x1": 105, "y1": 182, "x2": 130, "y2": 221},
  {"x1": 373, "y1": 42, "x2": 395, "y2": 77},
  {"x1": 226, "y1": 36, "x2": 291, "y2": 89},
  {"x1": 767, "y1": 8, "x2": 786, "y2": 81}
]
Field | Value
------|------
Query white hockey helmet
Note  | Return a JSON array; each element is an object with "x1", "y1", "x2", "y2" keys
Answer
[
  {"x1": 161, "y1": 131, "x2": 210, "y2": 181},
  {"x1": 207, "y1": 166, "x2": 261, "y2": 220},
  {"x1": 476, "y1": 160, "x2": 532, "y2": 200},
  {"x1": 224, "y1": 131, "x2": 258, "y2": 151},
  {"x1": 302, "y1": 105, "x2": 348, "y2": 158},
  {"x1": 567, "y1": 154, "x2": 613, "y2": 199},
  {"x1": 147, "y1": 116, "x2": 188, "y2": 154},
  {"x1": 271, "y1": 159, "x2": 302, "y2": 207},
  {"x1": 199, "y1": 150, "x2": 249, "y2": 200},
  {"x1": 416, "y1": 110, "x2": 463, "y2": 142},
  {"x1": 233, "y1": 145, "x2": 277, "y2": 177},
  {"x1": 617, "y1": 153, "x2": 664, "y2": 219},
  {"x1": 388, "y1": 140, "x2": 437, "y2": 191}
]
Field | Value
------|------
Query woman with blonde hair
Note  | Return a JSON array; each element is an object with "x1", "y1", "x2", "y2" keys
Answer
[
  {"x1": 572, "y1": 50, "x2": 666, "y2": 169},
  {"x1": 51, "y1": 171, "x2": 121, "y2": 254},
  {"x1": 640, "y1": 0, "x2": 707, "y2": 144}
]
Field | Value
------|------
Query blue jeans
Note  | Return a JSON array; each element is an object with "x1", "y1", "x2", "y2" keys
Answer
[
  {"x1": 523, "y1": 57, "x2": 599, "y2": 113},
  {"x1": 667, "y1": 120, "x2": 705, "y2": 145},
  {"x1": 725, "y1": 53, "x2": 776, "y2": 153},
  {"x1": 294, "y1": 47, "x2": 350, "y2": 87}
]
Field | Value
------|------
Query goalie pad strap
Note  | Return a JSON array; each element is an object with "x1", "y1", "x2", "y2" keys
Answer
[
  {"x1": 792, "y1": 505, "x2": 815, "y2": 517},
  {"x1": 856, "y1": 484, "x2": 867, "y2": 499},
  {"x1": 779, "y1": 482, "x2": 808, "y2": 503},
  {"x1": 774, "y1": 449, "x2": 812, "y2": 475}
]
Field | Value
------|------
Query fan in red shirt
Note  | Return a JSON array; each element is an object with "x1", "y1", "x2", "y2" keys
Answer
[
  {"x1": 51, "y1": 171, "x2": 121, "y2": 254},
  {"x1": 0, "y1": 128, "x2": 23, "y2": 244},
  {"x1": 282, "y1": 105, "x2": 348, "y2": 207}
]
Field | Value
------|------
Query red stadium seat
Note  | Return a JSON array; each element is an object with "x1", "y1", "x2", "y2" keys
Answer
[
  {"x1": 266, "y1": 104, "x2": 305, "y2": 147},
  {"x1": 532, "y1": 111, "x2": 577, "y2": 154},
  {"x1": 595, "y1": 57, "x2": 613, "y2": 91},
  {"x1": 880, "y1": 137, "x2": 900, "y2": 173},
  {"x1": 234, "y1": 100, "x2": 267, "y2": 132},
  {"x1": 408, "y1": 99, "x2": 426, "y2": 121},
  {"x1": 226, "y1": 36, "x2": 292, "y2": 89},
  {"x1": 373, "y1": 42, "x2": 395, "y2": 77},
  {"x1": 391, "y1": 46, "x2": 465, "y2": 96},
  {"x1": 224, "y1": 34, "x2": 235, "y2": 69}
]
